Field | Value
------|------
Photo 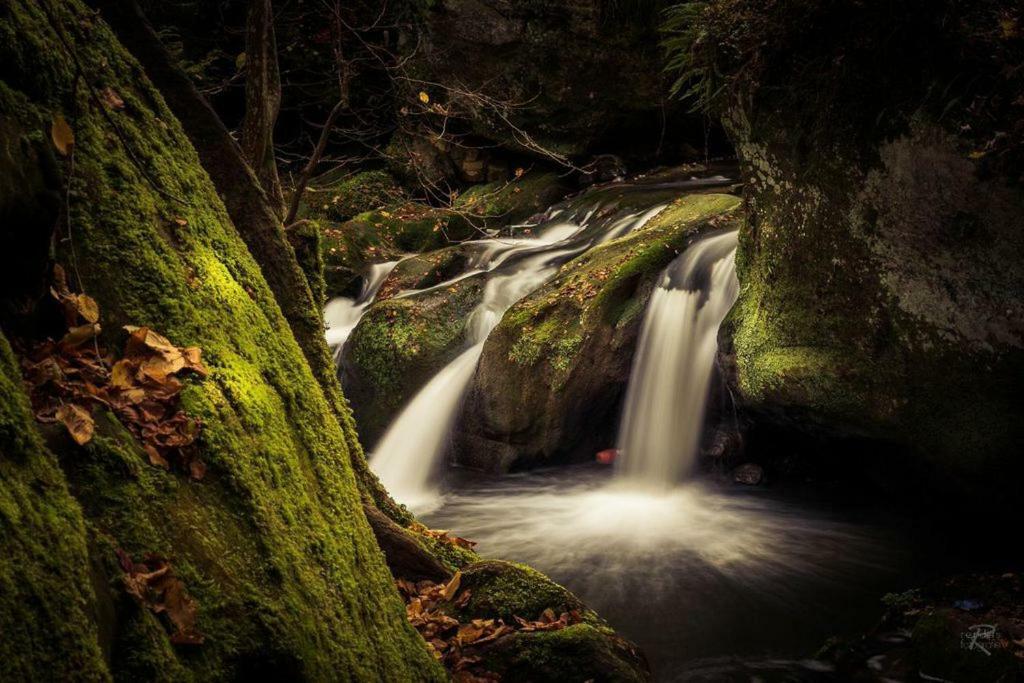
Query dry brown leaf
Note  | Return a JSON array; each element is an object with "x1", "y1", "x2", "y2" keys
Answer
[
  {"x1": 51, "y1": 115, "x2": 75, "y2": 156},
  {"x1": 110, "y1": 359, "x2": 135, "y2": 388},
  {"x1": 61, "y1": 323, "x2": 100, "y2": 348},
  {"x1": 75, "y1": 294, "x2": 100, "y2": 324},
  {"x1": 100, "y1": 86, "x2": 125, "y2": 110},
  {"x1": 444, "y1": 571, "x2": 462, "y2": 601},
  {"x1": 117, "y1": 551, "x2": 205, "y2": 646},
  {"x1": 145, "y1": 444, "x2": 170, "y2": 470},
  {"x1": 57, "y1": 403, "x2": 94, "y2": 445}
]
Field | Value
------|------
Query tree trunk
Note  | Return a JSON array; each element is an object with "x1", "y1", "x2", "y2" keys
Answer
[
  {"x1": 90, "y1": 0, "x2": 410, "y2": 522},
  {"x1": 241, "y1": 0, "x2": 286, "y2": 218},
  {"x1": 0, "y1": 1, "x2": 445, "y2": 678}
]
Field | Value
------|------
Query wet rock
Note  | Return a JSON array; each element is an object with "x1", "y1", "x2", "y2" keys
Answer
[
  {"x1": 453, "y1": 170, "x2": 573, "y2": 229},
  {"x1": 447, "y1": 560, "x2": 650, "y2": 682},
  {"x1": 732, "y1": 463, "x2": 764, "y2": 486},
  {"x1": 701, "y1": 1, "x2": 1024, "y2": 498},
  {"x1": 455, "y1": 192, "x2": 742, "y2": 473},
  {"x1": 702, "y1": 426, "x2": 743, "y2": 462},
  {"x1": 343, "y1": 272, "x2": 486, "y2": 445}
]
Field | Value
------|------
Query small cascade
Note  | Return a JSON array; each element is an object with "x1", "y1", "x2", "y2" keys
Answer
[
  {"x1": 370, "y1": 203, "x2": 667, "y2": 512},
  {"x1": 615, "y1": 230, "x2": 739, "y2": 487},
  {"x1": 324, "y1": 260, "x2": 399, "y2": 362}
]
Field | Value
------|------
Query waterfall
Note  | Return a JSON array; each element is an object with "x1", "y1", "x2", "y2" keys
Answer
[
  {"x1": 370, "y1": 204, "x2": 667, "y2": 512},
  {"x1": 324, "y1": 260, "x2": 399, "y2": 362},
  {"x1": 615, "y1": 230, "x2": 739, "y2": 487}
]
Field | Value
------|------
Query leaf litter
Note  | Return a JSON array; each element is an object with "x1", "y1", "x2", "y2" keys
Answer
[
  {"x1": 21, "y1": 265, "x2": 208, "y2": 479},
  {"x1": 396, "y1": 569, "x2": 584, "y2": 682}
]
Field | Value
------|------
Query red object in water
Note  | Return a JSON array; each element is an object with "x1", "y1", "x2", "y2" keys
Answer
[{"x1": 596, "y1": 448, "x2": 619, "y2": 465}]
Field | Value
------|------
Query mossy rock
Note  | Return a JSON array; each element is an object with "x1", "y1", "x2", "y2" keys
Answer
[
  {"x1": 456, "y1": 193, "x2": 742, "y2": 472},
  {"x1": 453, "y1": 170, "x2": 572, "y2": 228},
  {"x1": 444, "y1": 561, "x2": 649, "y2": 682},
  {"x1": 0, "y1": 1, "x2": 443, "y2": 678},
  {"x1": 321, "y1": 202, "x2": 479, "y2": 299},
  {"x1": 303, "y1": 169, "x2": 406, "y2": 223},
  {"x1": 343, "y1": 273, "x2": 486, "y2": 445},
  {"x1": 374, "y1": 245, "x2": 472, "y2": 301},
  {"x1": 677, "y1": 0, "x2": 1024, "y2": 504},
  {"x1": 449, "y1": 560, "x2": 586, "y2": 623},
  {"x1": 484, "y1": 625, "x2": 649, "y2": 683},
  {"x1": 0, "y1": 334, "x2": 109, "y2": 681}
]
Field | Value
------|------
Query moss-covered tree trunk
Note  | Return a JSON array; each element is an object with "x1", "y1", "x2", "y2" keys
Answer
[
  {"x1": 88, "y1": 0, "x2": 409, "y2": 522},
  {"x1": 0, "y1": 0, "x2": 443, "y2": 678}
]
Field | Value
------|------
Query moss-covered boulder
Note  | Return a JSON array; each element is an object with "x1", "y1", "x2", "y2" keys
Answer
[
  {"x1": 321, "y1": 170, "x2": 572, "y2": 300},
  {"x1": 453, "y1": 170, "x2": 573, "y2": 228},
  {"x1": 322, "y1": 202, "x2": 479, "y2": 299},
  {"x1": 343, "y1": 273, "x2": 487, "y2": 445},
  {"x1": 0, "y1": 1, "x2": 443, "y2": 678},
  {"x1": 445, "y1": 561, "x2": 649, "y2": 682},
  {"x1": 303, "y1": 169, "x2": 406, "y2": 224},
  {"x1": 674, "y1": 0, "x2": 1024, "y2": 503},
  {"x1": 455, "y1": 193, "x2": 742, "y2": 472}
]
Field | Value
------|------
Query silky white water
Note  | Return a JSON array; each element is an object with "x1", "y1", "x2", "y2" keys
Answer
[
  {"x1": 616, "y1": 230, "x2": 740, "y2": 486},
  {"x1": 370, "y1": 203, "x2": 667, "y2": 513},
  {"x1": 324, "y1": 260, "x2": 399, "y2": 362}
]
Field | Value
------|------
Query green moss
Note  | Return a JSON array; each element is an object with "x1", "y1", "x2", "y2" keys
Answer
[
  {"x1": 0, "y1": 1, "x2": 443, "y2": 679},
  {"x1": 449, "y1": 560, "x2": 586, "y2": 623},
  {"x1": 485, "y1": 625, "x2": 648, "y2": 683},
  {"x1": 454, "y1": 171, "x2": 571, "y2": 227},
  {"x1": 303, "y1": 170, "x2": 405, "y2": 223},
  {"x1": 0, "y1": 333, "x2": 110, "y2": 681},
  {"x1": 289, "y1": 219, "x2": 327, "y2": 310},
  {"x1": 503, "y1": 193, "x2": 741, "y2": 386},
  {"x1": 321, "y1": 201, "x2": 479, "y2": 298},
  {"x1": 346, "y1": 274, "x2": 485, "y2": 438}
]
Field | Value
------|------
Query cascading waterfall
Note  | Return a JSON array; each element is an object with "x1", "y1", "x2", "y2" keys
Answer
[
  {"x1": 324, "y1": 260, "x2": 399, "y2": 362},
  {"x1": 369, "y1": 204, "x2": 667, "y2": 512},
  {"x1": 615, "y1": 229, "x2": 739, "y2": 487}
]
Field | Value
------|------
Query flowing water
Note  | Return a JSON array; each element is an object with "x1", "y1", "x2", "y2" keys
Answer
[
  {"x1": 616, "y1": 230, "x2": 739, "y2": 486},
  {"x1": 369, "y1": 198, "x2": 669, "y2": 512},
  {"x1": 416, "y1": 226, "x2": 916, "y2": 678},
  {"x1": 423, "y1": 466, "x2": 921, "y2": 681},
  {"x1": 324, "y1": 260, "x2": 399, "y2": 360},
  {"x1": 329, "y1": 173, "x2": 934, "y2": 679}
]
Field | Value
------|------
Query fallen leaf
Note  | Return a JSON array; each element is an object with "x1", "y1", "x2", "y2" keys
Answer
[
  {"x1": 100, "y1": 87, "x2": 125, "y2": 110},
  {"x1": 111, "y1": 359, "x2": 135, "y2": 388},
  {"x1": 145, "y1": 444, "x2": 170, "y2": 470},
  {"x1": 57, "y1": 403, "x2": 94, "y2": 445},
  {"x1": 444, "y1": 571, "x2": 462, "y2": 601},
  {"x1": 61, "y1": 323, "x2": 100, "y2": 348},
  {"x1": 76, "y1": 294, "x2": 100, "y2": 324},
  {"x1": 51, "y1": 115, "x2": 75, "y2": 156},
  {"x1": 188, "y1": 460, "x2": 207, "y2": 481},
  {"x1": 119, "y1": 552, "x2": 205, "y2": 646},
  {"x1": 418, "y1": 90, "x2": 430, "y2": 104}
]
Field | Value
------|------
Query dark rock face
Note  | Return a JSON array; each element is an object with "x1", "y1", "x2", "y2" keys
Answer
[
  {"x1": 688, "y1": 1, "x2": 1024, "y2": 499},
  {"x1": 406, "y1": 0, "x2": 685, "y2": 162}
]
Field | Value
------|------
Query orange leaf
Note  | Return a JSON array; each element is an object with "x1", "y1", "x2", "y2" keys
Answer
[
  {"x1": 443, "y1": 571, "x2": 462, "y2": 601},
  {"x1": 57, "y1": 403, "x2": 94, "y2": 445},
  {"x1": 51, "y1": 115, "x2": 75, "y2": 156}
]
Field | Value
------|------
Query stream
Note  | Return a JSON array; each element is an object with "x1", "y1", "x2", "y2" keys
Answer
[
  {"x1": 325, "y1": 174, "x2": 941, "y2": 680},
  {"x1": 422, "y1": 466, "x2": 916, "y2": 680}
]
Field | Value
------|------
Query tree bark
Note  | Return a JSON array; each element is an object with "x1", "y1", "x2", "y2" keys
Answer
[
  {"x1": 241, "y1": 0, "x2": 286, "y2": 218},
  {"x1": 90, "y1": 0, "x2": 410, "y2": 523}
]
